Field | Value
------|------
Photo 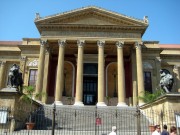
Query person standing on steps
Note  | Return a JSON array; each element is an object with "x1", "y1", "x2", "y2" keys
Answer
[
  {"x1": 152, "y1": 125, "x2": 161, "y2": 135},
  {"x1": 161, "y1": 125, "x2": 169, "y2": 135},
  {"x1": 170, "y1": 126, "x2": 177, "y2": 135},
  {"x1": 109, "y1": 126, "x2": 117, "y2": 135}
]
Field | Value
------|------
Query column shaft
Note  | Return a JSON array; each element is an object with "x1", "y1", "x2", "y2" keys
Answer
[
  {"x1": 155, "y1": 57, "x2": 161, "y2": 87},
  {"x1": 116, "y1": 41, "x2": 127, "y2": 106},
  {"x1": 0, "y1": 61, "x2": 6, "y2": 89},
  {"x1": 173, "y1": 65, "x2": 180, "y2": 92},
  {"x1": 55, "y1": 40, "x2": 66, "y2": 105},
  {"x1": 97, "y1": 40, "x2": 106, "y2": 106},
  {"x1": 74, "y1": 40, "x2": 85, "y2": 106},
  {"x1": 36, "y1": 40, "x2": 46, "y2": 97},
  {"x1": 135, "y1": 42, "x2": 145, "y2": 105},
  {"x1": 131, "y1": 51, "x2": 138, "y2": 106},
  {"x1": 42, "y1": 48, "x2": 50, "y2": 103},
  {"x1": 20, "y1": 56, "x2": 27, "y2": 80}
]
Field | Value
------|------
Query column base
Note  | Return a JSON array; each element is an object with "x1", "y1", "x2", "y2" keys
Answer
[
  {"x1": 74, "y1": 101, "x2": 84, "y2": 106},
  {"x1": 54, "y1": 101, "x2": 63, "y2": 105},
  {"x1": 117, "y1": 102, "x2": 128, "y2": 107},
  {"x1": 97, "y1": 102, "x2": 107, "y2": 107}
]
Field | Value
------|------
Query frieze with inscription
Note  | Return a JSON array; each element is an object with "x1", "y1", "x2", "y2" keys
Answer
[{"x1": 42, "y1": 31, "x2": 141, "y2": 38}]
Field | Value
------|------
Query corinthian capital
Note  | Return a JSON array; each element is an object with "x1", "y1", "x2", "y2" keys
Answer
[
  {"x1": 116, "y1": 41, "x2": 124, "y2": 48},
  {"x1": 174, "y1": 65, "x2": 180, "y2": 71},
  {"x1": 20, "y1": 56, "x2": 27, "y2": 61},
  {"x1": 77, "y1": 40, "x2": 85, "y2": 48},
  {"x1": 58, "y1": 39, "x2": 66, "y2": 47},
  {"x1": 40, "y1": 40, "x2": 47, "y2": 47},
  {"x1": 135, "y1": 41, "x2": 143, "y2": 49},
  {"x1": 0, "y1": 61, "x2": 6, "y2": 66},
  {"x1": 97, "y1": 40, "x2": 105, "y2": 47}
]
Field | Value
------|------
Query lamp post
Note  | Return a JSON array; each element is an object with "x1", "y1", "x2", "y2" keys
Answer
[
  {"x1": 63, "y1": 69, "x2": 67, "y2": 96},
  {"x1": 113, "y1": 71, "x2": 117, "y2": 97}
]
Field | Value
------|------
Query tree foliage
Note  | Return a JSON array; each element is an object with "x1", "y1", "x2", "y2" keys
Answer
[
  {"x1": 139, "y1": 90, "x2": 164, "y2": 104},
  {"x1": 19, "y1": 86, "x2": 46, "y2": 122}
]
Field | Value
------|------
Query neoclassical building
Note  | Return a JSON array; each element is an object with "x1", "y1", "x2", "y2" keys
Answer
[{"x1": 0, "y1": 6, "x2": 180, "y2": 106}]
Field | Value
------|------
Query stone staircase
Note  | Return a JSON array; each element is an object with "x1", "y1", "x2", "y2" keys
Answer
[{"x1": 32, "y1": 105, "x2": 151, "y2": 134}]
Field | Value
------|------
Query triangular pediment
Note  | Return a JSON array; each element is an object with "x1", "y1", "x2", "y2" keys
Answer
[
  {"x1": 35, "y1": 6, "x2": 148, "y2": 26},
  {"x1": 35, "y1": 6, "x2": 148, "y2": 36}
]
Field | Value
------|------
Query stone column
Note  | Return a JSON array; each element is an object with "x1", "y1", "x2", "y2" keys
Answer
[
  {"x1": 74, "y1": 40, "x2": 85, "y2": 106},
  {"x1": 135, "y1": 42, "x2": 145, "y2": 106},
  {"x1": 42, "y1": 47, "x2": 50, "y2": 103},
  {"x1": 155, "y1": 57, "x2": 161, "y2": 87},
  {"x1": 173, "y1": 65, "x2": 180, "y2": 92},
  {"x1": 55, "y1": 40, "x2": 66, "y2": 105},
  {"x1": 116, "y1": 41, "x2": 127, "y2": 107},
  {"x1": 97, "y1": 40, "x2": 106, "y2": 106},
  {"x1": 20, "y1": 56, "x2": 27, "y2": 80},
  {"x1": 36, "y1": 40, "x2": 46, "y2": 98},
  {"x1": 0, "y1": 61, "x2": 6, "y2": 89},
  {"x1": 131, "y1": 50, "x2": 138, "y2": 106}
]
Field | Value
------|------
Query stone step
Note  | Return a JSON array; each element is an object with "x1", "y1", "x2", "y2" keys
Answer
[{"x1": 31, "y1": 105, "x2": 151, "y2": 132}]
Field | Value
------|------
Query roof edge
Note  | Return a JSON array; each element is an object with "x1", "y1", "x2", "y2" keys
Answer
[{"x1": 34, "y1": 6, "x2": 148, "y2": 26}]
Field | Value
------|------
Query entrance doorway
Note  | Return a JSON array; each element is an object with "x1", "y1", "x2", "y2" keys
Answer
[
  {"x1": 83, "y1": 76, "x2": 97, "y2": 105},
  {"x1": 83, "y1": 63, "x2": 98, "y2": 105}
]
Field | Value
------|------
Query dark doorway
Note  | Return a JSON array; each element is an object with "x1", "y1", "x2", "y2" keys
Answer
[
  {"x1": 83, "y1": 76, "x2": 97, "y2": 105},
  {"x1": 83, "y1": 63, "x2": 98, "y2": 105}
]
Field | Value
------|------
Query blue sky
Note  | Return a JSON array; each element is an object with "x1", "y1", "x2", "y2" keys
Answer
[{"x1": 0, "y1": 0, "x2": 180, "y2": 44}]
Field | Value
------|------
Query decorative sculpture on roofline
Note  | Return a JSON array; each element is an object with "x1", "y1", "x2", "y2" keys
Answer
[
  {"x1": 7, "y1": 64, "x2": 23, "y2": 92},
  {"x1": 159, "y1": 69, "x2": 174, "y2": 93}
]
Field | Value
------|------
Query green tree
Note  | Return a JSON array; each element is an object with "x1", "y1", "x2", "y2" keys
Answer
[
  {"x1": 19, "y1": 86, "x2": 46, "y2": 122},
  {"x1": 139, "y1": 90, "x2": 164, "y2": 104},
  {"x1": 139, "y1": 89, "x2": 164, "y2": 125}
]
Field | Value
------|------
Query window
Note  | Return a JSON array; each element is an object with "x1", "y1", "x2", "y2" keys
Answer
[
  {"x1": 28, "y1": 69, "x2": 38, "y2": 87},
  {"x1": 144, "y1": 71, "x2": 152, "y2": 93},
  {"x1": 0, "y1": 108, "x2": 8, "y2": 124},
  {"x1": 84, "y1": 63, "x2": 98, "y2": 74}
]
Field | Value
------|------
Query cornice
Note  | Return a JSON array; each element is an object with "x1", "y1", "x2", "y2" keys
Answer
[
  {"x1": 35, "y1": 6, "x2": 147, "y2": 26},
  {"x1": 37, "y1": 24, "x2": 146, "y2": 33},
  {"x1": 35, "y1": 6, "x2": 148, "y2": 36},
  {"x1": 17, "y1": 45, "x2": 40, "y2": 51},
  {"x1": 160, "y1": 55, "x2": 180, "y2": 59}
]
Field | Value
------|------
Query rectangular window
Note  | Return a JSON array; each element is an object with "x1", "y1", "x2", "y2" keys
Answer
[
  {"x1": 144, "y1": 71, "x2": 152, "y2": 93},
  {"x1": 28, "y1": 69, "x2": 38, "y2": 87},
  {"x1": 0, "y1": 108, "x2": 8, "y2": 124}
]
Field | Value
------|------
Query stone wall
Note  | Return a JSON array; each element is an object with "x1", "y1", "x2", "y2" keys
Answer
[
  {"x1": 0, "y1": 88, "x2": 41, "y2": 131},
  {"x1": 140, "y1": 93, "x2": 180, "y2": 132}
]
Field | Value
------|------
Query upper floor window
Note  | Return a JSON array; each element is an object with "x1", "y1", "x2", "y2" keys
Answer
[
  {"x1": 144, "y1": 71, "x2": 152, "y2": 93},
  {"x1": 28, "y1": 69, "x2": 38, "y2": 87}
]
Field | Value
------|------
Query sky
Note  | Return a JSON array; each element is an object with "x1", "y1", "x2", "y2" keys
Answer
[{"x1": 0, "y1": 0, "x2": 180, "y2": 44}]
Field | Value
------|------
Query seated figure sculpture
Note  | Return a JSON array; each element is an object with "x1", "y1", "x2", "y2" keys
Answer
[
  {"x1": 160, "y1": 69, "x2": 174, "y2": 93},
  {"x1": 7, "y1": 64, "x2": 23, "y2": 91}
]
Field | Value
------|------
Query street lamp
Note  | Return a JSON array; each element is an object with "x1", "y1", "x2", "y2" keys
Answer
[{"x1": 113, "y1": 71, "x2": 117, "y2": 97}]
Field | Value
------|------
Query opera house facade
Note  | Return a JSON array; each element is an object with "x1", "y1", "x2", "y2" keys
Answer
[{"x1": 0, "y1": 6, "x2": 180, "y2": 107}]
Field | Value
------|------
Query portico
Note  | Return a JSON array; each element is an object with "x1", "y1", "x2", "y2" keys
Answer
[
  {"x1": 32, "y1": 6, "x2": 149, "y2": 106},
  {"x1": 34, "y1": 37, "x2": 145, "y2": 106}
]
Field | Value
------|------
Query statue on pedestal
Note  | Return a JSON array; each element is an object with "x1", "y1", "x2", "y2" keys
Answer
[
  {"x1": 7, "y1": 64, "x2": 23, "y2": 91},
  {"x1": 160, "y1": 69, "x2": 174, "y2": 93}
]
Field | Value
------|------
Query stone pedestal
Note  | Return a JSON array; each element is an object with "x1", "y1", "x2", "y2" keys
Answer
[
  {"x1": 140, "y1": 93, "x2": 180, "y2": 111},
  {"x1": 0, "y1": 87, "x2": 40, "y2": 131},
  {"x1": 0, "y1": 88, "x2": 19, "y2": 108},
  {"x1": 140, "y1": 93, "x2": 180, "y2": 131},
  {"x1": 0, "y1": 88, "x2": 19, "y2": 131}
]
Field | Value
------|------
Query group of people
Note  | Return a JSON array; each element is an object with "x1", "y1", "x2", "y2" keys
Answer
[
  {"x1": 108, "y1": 125, "x2": 177, "y2": 135},
  {"x1": 152, "y1": 125, "x2": 177, "y2": 135}
]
